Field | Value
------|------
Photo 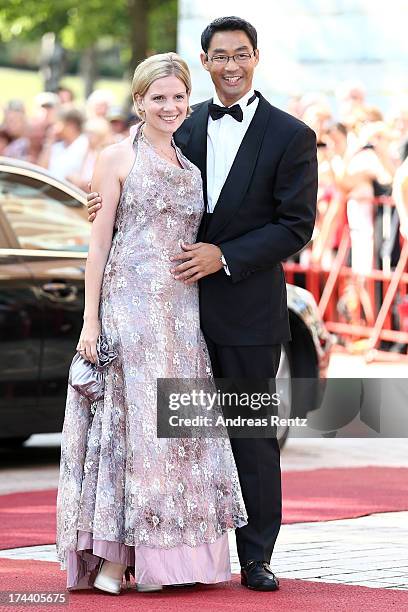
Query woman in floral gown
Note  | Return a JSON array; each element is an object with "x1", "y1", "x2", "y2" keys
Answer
[{"x1": 56, "y1": 52, "x2": 247, "y2": 594}]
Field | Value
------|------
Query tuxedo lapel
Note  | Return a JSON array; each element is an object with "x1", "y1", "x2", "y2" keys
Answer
[
  {"x1": 205, "y1": 93, "x2": 271, "y2": 243},
  {"x1": 182, "y1": 101, "x2": 210, "y2": 210}
]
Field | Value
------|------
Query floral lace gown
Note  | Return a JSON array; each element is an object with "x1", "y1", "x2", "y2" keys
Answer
[{"x1": 56, "y1": 122, "x2": 247, "y2": 589}]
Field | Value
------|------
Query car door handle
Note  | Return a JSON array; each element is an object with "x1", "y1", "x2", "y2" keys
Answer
[
  {"x1": 42, "y1": 282, "x2": 69, "y2": 292},
  {"x1": 41, "y1": 282, "x2": 78, "y2": 301}
]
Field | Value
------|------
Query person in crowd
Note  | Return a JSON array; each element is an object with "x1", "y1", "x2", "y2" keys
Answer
[
  {"x1": 314, "y1": 122, "x2": 350, "y2": 264},
  {"x1": 38, "y1": 108, "x2": 88, "y2": 181},
  {"x1": 86, "y1": 89, "x2": 115, "y2": 119},
  {"x1": 57, "y1": 85, "x2": 75, "y2": 106},
  {"x1": 106, "y1": 106, "x2": 129, "y2": 141},
  {"x1": 1, "y1": 99, "x2": 29, "y2": 160},
  {"x1": 338, "y1": 121, "x2": 399, "y2": 326},
  {"x1": 25, "y1": 118, "x2": 48, "y2": 165},
  {"x1": 124, "y1": 111, "x2": 140, "y2": 133},
  {"x1": 393, "y1": 156, "x2": 408, "y2": 241},
  {"x1": 0, "y1": 129, "x2": 12, "y2": 155},
  {"x1": 364, "y1": 106, "x2": 384, "y2": 123},
  {"x1": 389, "y1": 98, "x2": 408, "y2": 162},
  {"x1": 68, "y1": 117, "x2": 112, "y2": 190},
  {"x1": 336, "y1": 79, "x2": 367, "y2": 124},
  {"x1": 56, "y1": 51, "x2": 247, "y2": 594},
  {"x1": 34, "y1": 92, "x2": 60, "y2": 128},
  {"x1": 305, "y1": 122, "x2": 348, "y2": 268}
]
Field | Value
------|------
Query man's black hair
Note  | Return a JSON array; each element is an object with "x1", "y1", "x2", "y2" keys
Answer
[{"x1": 201, "y1": 16, "x2": 257, "y2": 54}]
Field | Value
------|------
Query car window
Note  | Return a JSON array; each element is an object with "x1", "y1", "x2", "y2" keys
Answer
[{"x1": 0, "y1": 170, "x2": 90, "y2": 251}]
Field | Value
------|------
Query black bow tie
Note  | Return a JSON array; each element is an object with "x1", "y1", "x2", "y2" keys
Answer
[
  {"x1": 208, "y1": 103, "x2": 243, "y2": 122},
  {"x1": 208, "y1": 92, "x2": 257, "y2": 123}
]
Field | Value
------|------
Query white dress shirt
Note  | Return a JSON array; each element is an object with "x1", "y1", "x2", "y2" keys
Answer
[{"x1": 206, "y1": 89, "x2": 259, "y2": 213}]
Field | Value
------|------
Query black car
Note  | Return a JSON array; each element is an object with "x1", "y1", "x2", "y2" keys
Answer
[{"x1": 0, "y1": 157, "x2": 331, "y2": 447}]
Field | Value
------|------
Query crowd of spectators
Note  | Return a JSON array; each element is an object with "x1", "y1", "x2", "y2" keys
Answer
[
  {"x1": 0, "y1": 86, "x2": 138, "y2": 190},
  {"x1": 288, "y1": 81, "x2": 408, "y2": 331},
  {"x1": 1, "y1": 81, "x2": 408, "y2": 330},
  {"x1": 289, "y1": 82, "x2": 407, "y2": 260}
]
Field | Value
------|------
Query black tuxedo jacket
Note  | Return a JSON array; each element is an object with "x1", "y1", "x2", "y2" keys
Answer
[{"x1": 174, "y1": 91, "x2": 318, "y2": 346}]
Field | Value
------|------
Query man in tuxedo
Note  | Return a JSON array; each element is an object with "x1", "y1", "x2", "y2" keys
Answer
[
  {"x1": 87, "y1": 16, "x2": 317, "y2": 591},
  {"x1": 170, "y1": 16, "x2": 317, "y2": 591}
]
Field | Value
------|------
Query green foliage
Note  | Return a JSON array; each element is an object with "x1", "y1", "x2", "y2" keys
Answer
[
  {"x1": 149, "y1": 0, "x2": 178, "y2": 53},
  {"x1": 0, "y1": 0, "x2": 177, "y2": 52},
  {"x1": 0, "y1": 0, "x2": 177, "y2": 92},
  {"x1": 0, "y1": 0, "x2": 128, "y2": 49}
]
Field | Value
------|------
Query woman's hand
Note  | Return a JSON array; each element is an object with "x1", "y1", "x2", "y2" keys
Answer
[
  {"x1": 76, "y1": 319, "x2": 101, "y2": 364},
  {"x1": 87, "y1": 188, "x2": 102, "y2": 222}
]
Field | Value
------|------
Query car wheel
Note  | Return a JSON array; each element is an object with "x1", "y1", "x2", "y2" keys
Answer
[{"x1": 276, "y1": 343, "x2": 292, "y2": 448}]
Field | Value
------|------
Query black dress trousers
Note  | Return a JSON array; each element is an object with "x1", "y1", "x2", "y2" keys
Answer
[{"x1": 203, "y1": 333, "x2": 282, "y2": 566}]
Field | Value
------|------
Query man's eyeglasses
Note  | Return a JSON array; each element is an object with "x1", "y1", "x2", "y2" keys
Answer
[{"x1": 206, "y1": 51, "x2": 256, "y2": 65}]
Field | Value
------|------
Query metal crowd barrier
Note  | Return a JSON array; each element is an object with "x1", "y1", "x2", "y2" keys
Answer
[{"x1": 283, "y1": 196, "x2": 408, "y2": 362}]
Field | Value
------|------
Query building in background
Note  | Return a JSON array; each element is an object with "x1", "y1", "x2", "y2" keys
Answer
[{"x1": 178, "y1": 0, "x2": 408, "y2": 114}]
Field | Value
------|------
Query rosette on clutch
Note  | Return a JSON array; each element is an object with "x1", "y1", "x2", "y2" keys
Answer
[{"x1": 68, "y1": 335, "x2": 118, "y2": 403}]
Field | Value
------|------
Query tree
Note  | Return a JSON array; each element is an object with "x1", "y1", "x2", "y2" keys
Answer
[
  {"x1": 128, "y1": 0, "x2": 149, "y2": 84},
  {"x1": 0, "y1": 0, "x2": 177, "y2": 95},
  {"x1": 0, "y1": 0, "x2": 127, "y2": 93}
]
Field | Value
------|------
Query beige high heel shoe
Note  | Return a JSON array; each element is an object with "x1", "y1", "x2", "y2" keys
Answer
[{"x1": 93, "y1": 559, "x2": 134, "y2": 594}]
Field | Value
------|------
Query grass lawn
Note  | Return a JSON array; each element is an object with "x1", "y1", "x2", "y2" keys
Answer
[{"x1": 0, "y1": 67, "x2": 129, "y2": 115}]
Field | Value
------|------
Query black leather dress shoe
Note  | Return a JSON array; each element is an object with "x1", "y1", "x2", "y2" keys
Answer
[{"x1": 241, "y1": 560, "x2": 280, "y2": 591}]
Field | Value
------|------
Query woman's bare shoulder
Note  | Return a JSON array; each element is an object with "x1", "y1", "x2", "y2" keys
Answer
[
  {"x1": 97, "y1": 138, "x2": 132, "y2": 164},
  {"x1": 93, "y1": 138, "x2": 135, "y2": 183}
]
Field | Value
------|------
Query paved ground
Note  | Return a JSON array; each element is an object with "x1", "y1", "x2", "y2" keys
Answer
[{"x1": 231, "y1": 511, "x2": 408, "y2": 590}]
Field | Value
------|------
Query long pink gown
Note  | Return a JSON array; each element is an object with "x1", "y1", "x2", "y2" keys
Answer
[{"x1": 56, "y1": 122, "x2": 247, "y2": 589}]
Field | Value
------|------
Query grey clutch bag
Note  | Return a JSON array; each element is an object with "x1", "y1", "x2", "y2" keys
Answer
[{"x1": 68, "y1": 335, "x2": 118, "y2": 402}]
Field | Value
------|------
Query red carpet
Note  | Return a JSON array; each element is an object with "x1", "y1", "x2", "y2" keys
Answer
[
  {"x1": 0, "y1": 559, "x2": 407, "y2": 612},
  {"x1": 281, "y1": 466, "x2": 408, "y2": 524},
  {"x1": 0, "y1": 489, "x2": 57, "y2": 550},
  {"x1": 1, "y1": 467, "x2": 408, "y2": 550}
]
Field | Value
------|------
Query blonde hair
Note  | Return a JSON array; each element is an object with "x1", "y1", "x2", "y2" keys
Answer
[{"x1": 131, "y1": 52, "x2": 192, "y2": 118}]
